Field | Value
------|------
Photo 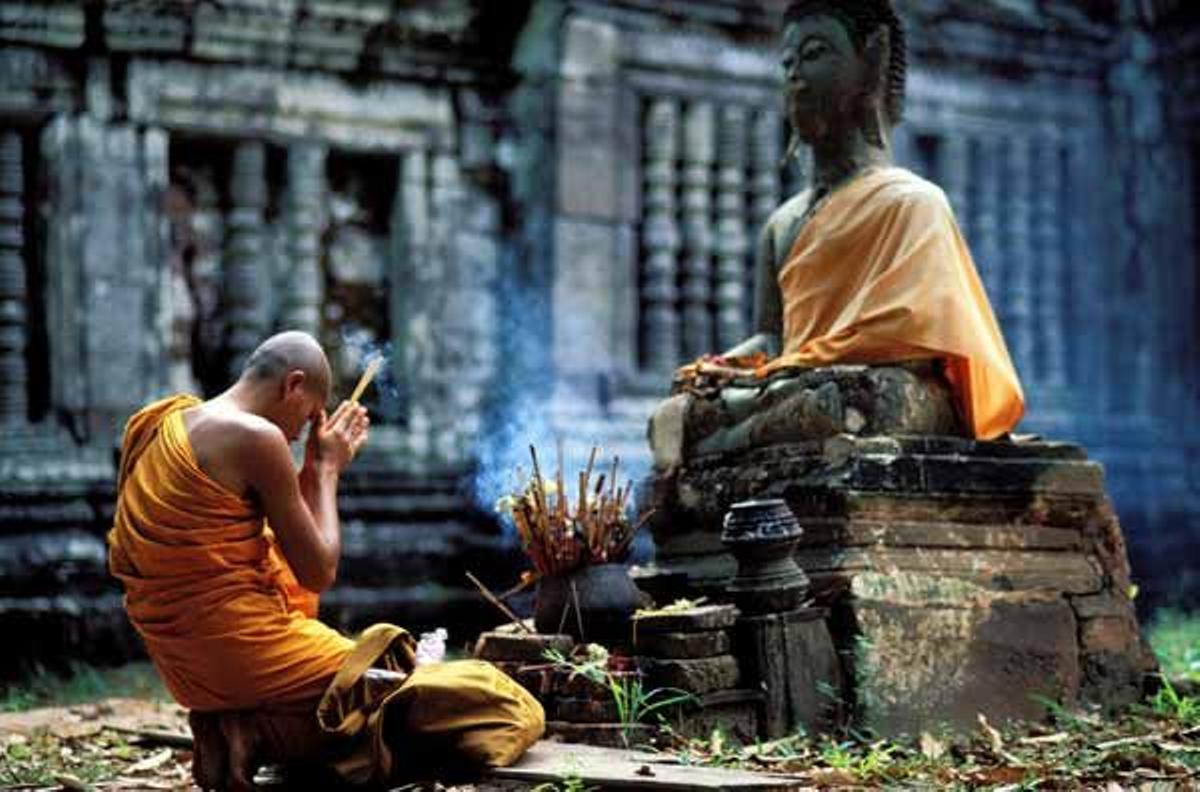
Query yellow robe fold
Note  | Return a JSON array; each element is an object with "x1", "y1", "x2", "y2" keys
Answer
[
  {"x1": 760, "y1": 167, "x2": 1025, "y2": 440},
  {"x1": 109, "y1": 394, "x2": 353, "y2": 711}
]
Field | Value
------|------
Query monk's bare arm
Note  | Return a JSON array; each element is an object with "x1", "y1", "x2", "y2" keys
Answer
[
  {"x1": 721, "y1": 223, "x2": 782, "y2": 358},
  {"x1": 241, "y1": 425, "x2": 342, "y2": 592}
]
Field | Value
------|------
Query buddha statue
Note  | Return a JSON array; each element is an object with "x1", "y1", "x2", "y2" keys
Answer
[{"x1": 649, "y1": 0, "x2": 1025, "y2": 472}]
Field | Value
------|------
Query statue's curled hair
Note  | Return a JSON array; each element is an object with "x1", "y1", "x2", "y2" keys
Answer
[{"x1": 784, "y1": 0, "x2": 907, "y2": 126}]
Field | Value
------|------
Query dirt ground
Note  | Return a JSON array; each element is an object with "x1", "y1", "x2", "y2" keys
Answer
[{"x1": 0, "y1": 698, "x2": 521, "y2": 791}]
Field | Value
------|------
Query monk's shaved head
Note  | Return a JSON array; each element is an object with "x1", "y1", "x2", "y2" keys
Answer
[{"x1": 242, "y1": 331, "x2": 331, "y2": 399}]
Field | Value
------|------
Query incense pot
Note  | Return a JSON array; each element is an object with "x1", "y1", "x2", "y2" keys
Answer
[
  {"x1": 721, "y1": 499, "x2": 809, "y2": 615},
  {"x1": 534, "y1": 563, "x2": 647, "y2": 644}
]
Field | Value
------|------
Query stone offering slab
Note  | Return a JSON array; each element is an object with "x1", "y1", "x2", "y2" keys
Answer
[
  {"x1": 475, "y1": 631, "x2": 574, "y2": 662},
  {"x1": 632, "y1": 604, "x2": 738, "y2": 635}
]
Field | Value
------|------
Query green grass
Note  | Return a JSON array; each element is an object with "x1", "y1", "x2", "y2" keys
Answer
[
  {"x1": 543, "y1": 646, "x2": 695, "y2": 747},
  {"x1": 1, "y1": 661, "x2": 169, "y2": 713},
  {"x1": 1147, "y1": 608, "x2": 1200, "y2": 682}
]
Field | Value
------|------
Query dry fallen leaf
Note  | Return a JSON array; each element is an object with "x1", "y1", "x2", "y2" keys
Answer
[
  {"x1": 54, "y1": 773, "x2": 95, "y2": 792},
  {"x1": 1018, "y1": 732, "x2": 1071, "y2": 746},
  {"x1": 920, "y1": 731, "x2": 947, "y2": 760},
  {"x1": 128, "y1": 747, "x2": 174, "y2": 773},
  {"x1": 978, "y1": 713, "x2": 1004, "y2": 753},
  {"x1": 50, "y1": 721, "x2": 104, "y2": 740}
]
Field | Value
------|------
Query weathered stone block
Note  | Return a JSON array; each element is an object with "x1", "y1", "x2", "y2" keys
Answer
[
  {"x1": 638, "y1": 654, "x2": 740, "y2": 695},
  {"x1": 632, "y1": 604, "x2": 738, "y2": 635},
  {"x1": 633, "y1": 629, "x2": 730, "y2": 659},
  {"x1": 850, "y1": 572, "x2": 1081, "y2": 735},
  {"x1": 737, "y1": 608, "x2": 841, "y2": 738},
  {"x1": 1079, "y1": 616, "x2": 1140, "y2": 654},
  {"x1": 668, "y1": 689, "x2": 762, "y2": 743},
  {"x1": 552, "y1": 696, "x2": 618, "y2": 724},
  {"x1": 474, "y1": 631, "x2": 574, "y2": 662},
  {"x1": 488, "y1": 660, "x2": 556, "y2": 699}
]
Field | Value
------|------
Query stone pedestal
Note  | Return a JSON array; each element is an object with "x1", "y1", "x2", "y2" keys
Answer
[
  {"x1": 643, "y1": 381, "x2": 1158, "y2": 733},
  {"x1": 736, "y1": 608, "x2": 841, "y2": 738}
]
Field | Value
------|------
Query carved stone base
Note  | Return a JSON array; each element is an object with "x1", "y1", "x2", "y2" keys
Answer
[
  {"x1": 641, "y1": 434, "x2": 1158, "y2": 734},
  {"x1": 736, "y1": 607, "x2": 841, "y2": 738}
]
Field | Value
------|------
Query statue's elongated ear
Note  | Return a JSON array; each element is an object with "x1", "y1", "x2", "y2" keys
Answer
[
  {"x1": 861, "y1": 26, "x2": 891, "y2": 149},
  {"x1": 863, "y1": 26, "x2": 891, "y2": 97}
]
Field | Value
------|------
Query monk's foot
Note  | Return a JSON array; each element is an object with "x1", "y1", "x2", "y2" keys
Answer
[
  {"x1": 220, "y1": 711, "x2": 263, "y2": 792},
  {"x1": 188, "y1": 710, "x2": 229, "y2": 791}
]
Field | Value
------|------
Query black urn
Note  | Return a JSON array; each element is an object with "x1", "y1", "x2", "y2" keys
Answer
[
  {"x1": 721, "y1": 499, "x2": 809, "y2": 615},
  {"x1": 534, "y1": 563, "x2": 648, "y2": 645}
]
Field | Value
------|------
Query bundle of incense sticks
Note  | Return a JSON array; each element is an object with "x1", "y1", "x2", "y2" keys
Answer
[{"x1": 504, "y1": 445, "x2": 644, "y2": 579}]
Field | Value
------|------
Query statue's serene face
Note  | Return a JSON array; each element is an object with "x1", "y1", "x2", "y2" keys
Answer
[{"x1": 780, "y1": 13, "x2": 867, "y2": 144}]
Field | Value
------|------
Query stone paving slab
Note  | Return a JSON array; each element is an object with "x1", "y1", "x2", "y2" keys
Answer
[{"x1": 488, "y1": 741, "x2": 809, "y2": 790}]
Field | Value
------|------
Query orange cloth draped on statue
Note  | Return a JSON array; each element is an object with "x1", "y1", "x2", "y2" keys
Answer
[
  {"x1": 108, "y1": 394, "x2": 353, "y2": 711},
  {"x1": 758, "y1": 167, "x2": 1025, "y2": 439}
]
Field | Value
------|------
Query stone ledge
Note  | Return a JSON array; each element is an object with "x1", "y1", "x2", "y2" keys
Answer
[
  {"x1": 632, "y1": 629, "x2": 731, "y2": 659},
  {"x1": 632, "y1": 604, "x2": 738, "y2": 634},
  {"x1": 474, "y1": 632, "x2": 574, "y2": 662},
  {"x1": 637, "y1": 654, "x2": 740, "y2": 694}
]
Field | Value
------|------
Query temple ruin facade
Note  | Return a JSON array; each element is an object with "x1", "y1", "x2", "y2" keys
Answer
[{"x1": 0, "y1": 0, "x2": 1197, "y2": 675}]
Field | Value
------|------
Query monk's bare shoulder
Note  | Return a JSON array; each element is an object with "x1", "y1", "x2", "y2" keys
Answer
[{"x1": 184, "y1": 404, "x2": 291, "y2": 496}]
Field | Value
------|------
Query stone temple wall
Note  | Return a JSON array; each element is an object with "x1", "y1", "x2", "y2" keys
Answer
[{"x1": 0, "y1": 0, "x2": 1196, "y2": 675}]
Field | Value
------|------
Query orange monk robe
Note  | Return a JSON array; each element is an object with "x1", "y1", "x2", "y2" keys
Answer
[
  {"x1": 108, "y1": 395, "x2": 544, "y2": 780},
  {"x1": 108, "y1": 394, "x2": 353, "y2": 711},
  {"x1": 759, "y1": 167, "x2": 1025, "y2": 440}
]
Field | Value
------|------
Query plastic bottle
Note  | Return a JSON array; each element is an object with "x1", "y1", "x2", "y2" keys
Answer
[{"x1": 415, "y1": 627, "x2": 448, "y2": 665}]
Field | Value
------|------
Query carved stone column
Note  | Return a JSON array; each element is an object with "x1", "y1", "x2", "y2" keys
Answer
[
  {"x1": 0, "y1": 132, "x2": 28, "y2": 424},
  {"x1": 748, "y1": 109, "x2": 782, "y2": 325},
  {"x1": 280, "y1": 142, "x2": 326, "y2": 335},
  {"x1": 680, "y1": 102, "x2": 715, "y2": 359},
  {"x1": 891, "y1": 128, "x2": 916, "y2": 173},
  {"x1": 40, "y1": 118, "x2": 168, "y2": 442},
  {"x1": 715, "y1": 106, "x2": 749, "y2": 350},
  {"x1": 941, "y1": 135, "x2": 971, "y2": 242},
  {"x1": 428, "y1": 150, "x2": 466, "y2": 465},
  {"x1": 640, "y1": 98, "x2": 681, "y2": 372},
  {"x1": 1033, "y1": 139, "x2": 1067, "y2": 390},
  {"x1": 394, "y1": 149, "x2": 432, "y2": 465},
  {"x1": 223, "y1": 141, "x2": 269, "y2": 376},
  {"x1": 973, "y1": 136, "x2": 1005, "y2": 330},
  {"x1": 1007, "y1": 136, "x2": 1036, "y2": 383},
  {"x1": 189, "y1": 168, "x2": 226, "y2": 393},
  {"x1": 1065, "y1": 139, "x2": 1093, "y2": 402}
]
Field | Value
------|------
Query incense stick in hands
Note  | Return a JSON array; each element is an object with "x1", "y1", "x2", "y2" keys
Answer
[{"x1": 349, "y1": 357, "x2": 382, "y2": 404}]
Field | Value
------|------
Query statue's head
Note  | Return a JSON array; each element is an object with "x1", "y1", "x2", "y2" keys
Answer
[{"x1": 781, "y1": 0, "x2": 907, "y2": 147}]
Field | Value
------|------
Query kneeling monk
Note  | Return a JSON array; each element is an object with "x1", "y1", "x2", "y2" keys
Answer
[{"x1": 108, "y1": 331, "x2": 544, "y2": 790}]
